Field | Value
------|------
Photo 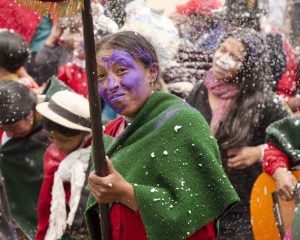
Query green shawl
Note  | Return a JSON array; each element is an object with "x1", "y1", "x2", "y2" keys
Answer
[
  {"x1": 265, "y1": 115, "x2": 300, "y2": 238},
  {"x1": 266, "y1": 115, "x2": 300, "y2": 165},
  {"x1": 0, "y1": 122, "x2": 49, "y2": 239},
  {"x1": 85, "y1": 92, "x2": 239, "y2": 240}
]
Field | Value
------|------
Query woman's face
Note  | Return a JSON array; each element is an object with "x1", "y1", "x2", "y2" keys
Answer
[
  {"x1": 0, "y1": 111, "x2": 34, "y2": 139},
  {"x1": 212, "y1": 37, "x2": 245, "y2": 82},
  {"x1": 97, "y1": 48, "x2": 157, "y2": 118},
  {"x1": 47, "y1": 130, "x2": 85, "y2": 154}
]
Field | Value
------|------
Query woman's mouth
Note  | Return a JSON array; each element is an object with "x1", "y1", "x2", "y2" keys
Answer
[
  {"x1": 214, "y1": 64, "x2": 227, "y2": 75},
  {"x1": 109, "y1": 93, "x2": 125, "y2": 101},
  {"x1": 108, "y1": 93, "x2": 126, "y2": 105}
]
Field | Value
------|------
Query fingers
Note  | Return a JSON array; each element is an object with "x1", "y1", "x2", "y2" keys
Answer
[
  {"x1": 88, "y1": 174, "x2": 112, "y2": 188},
  {"x1": 227, "y1": 148, "x2": 240, "y2": 157},
  {"x1": 278, "y1": 187, "x2": 293, "y2": 201},
  {"x1": 277, "y1": 174, "x2": 298, "y2": 201},
  {"x1": 105, "y1": 156, "x2": 115, "y2": 174},
  {"x1": 88, "y1": 176, "x2": 114, "y2": 203},
  {"x1": 227, "y1": 157, "x2": 246, "y2": 169},
  {"x1": 227, "y1": 156, "x2": 239, "y2": 165}
]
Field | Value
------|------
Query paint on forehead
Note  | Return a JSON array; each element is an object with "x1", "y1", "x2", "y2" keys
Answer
[
  {"x1": 100, "y1": 48, "x2": 153, "y2": 68},
  {"x1": 101, "y1": 49, "x2": 135, "y2": 69},
  {"x1": 135, "y1": 47, "x2": 153, "y2": 66}
]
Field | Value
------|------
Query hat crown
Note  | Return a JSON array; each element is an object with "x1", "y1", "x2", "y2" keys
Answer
[{"x1": 51, "y1": 90, "x2": 90, "y2": 119}]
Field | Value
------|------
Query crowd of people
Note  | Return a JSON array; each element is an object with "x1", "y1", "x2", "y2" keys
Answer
[{"x1": 0, "y1": 0, "x2": 300, "y2": 240}]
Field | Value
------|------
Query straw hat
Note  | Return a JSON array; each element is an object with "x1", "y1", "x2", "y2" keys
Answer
[{"x1": 36, "y1": 90, "x2": 91, "y2": 132}]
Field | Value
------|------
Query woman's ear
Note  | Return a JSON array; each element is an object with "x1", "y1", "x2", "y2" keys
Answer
[{"x1": 148, "y1": 63, "x2": 159, "y2": 84}]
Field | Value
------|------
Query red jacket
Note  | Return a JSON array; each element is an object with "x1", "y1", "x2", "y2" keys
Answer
[
  {"x1": 276, "y1": 40, "x2": 299, "y2": 100},
  {"x1": 104, "y1": 117, "x2": 216, "y2": 240},
  {"x1": 35, "y1": 144, "x2": 69, "y2": 240},
  {"x1": 263, "y1": 143, "x2": 290, "y2": 176},
  {"x1": 57, "y1": 63, "x2": 88, "y2": 98}
]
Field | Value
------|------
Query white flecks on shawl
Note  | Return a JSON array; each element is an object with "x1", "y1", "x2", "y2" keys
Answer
[
  {"x1": 174, "y1": 125, "x2": 182, "y2": 132},
  {"x1": 150, "y1": 188, "x2": 158, "y2": 193}
]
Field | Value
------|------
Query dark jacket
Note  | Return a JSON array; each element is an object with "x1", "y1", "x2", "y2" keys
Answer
[
  {"x1": 0, "y1": 122, "x2": 49, "y2": 239},
  {"x1": 187, "y1": 82, "x2": 289, "y2": 240},
  {"x1": 0, "y1": 170, "x2": 17, "y2": 240}
]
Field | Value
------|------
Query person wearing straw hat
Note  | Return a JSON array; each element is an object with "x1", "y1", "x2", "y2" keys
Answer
[{"x1": 35, "y1": 90, "x2": 92, "y2": 240}]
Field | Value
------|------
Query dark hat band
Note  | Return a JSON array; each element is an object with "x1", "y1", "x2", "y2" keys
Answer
[{"x1": 48, "y1": 100, "x2": 91, "y2": 129}]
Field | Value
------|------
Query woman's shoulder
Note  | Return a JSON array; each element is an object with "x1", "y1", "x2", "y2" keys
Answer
[
  {"x1": 262, "y1": 95, "x2": 289, "y2": 121},
  {"x1": 155, "y1": 95, "x2": 211, "y2": 132}
]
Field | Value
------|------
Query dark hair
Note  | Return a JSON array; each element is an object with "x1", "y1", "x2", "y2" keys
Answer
[
  {"x1": 0, "y1": 30, "x2": 29, "y2": 73},
  {"x1": 0, "y1": 80, "x2": 36, "y2": 124},
  {"x1": 216, "y1": 28, "x2": 274, "y2": 149},
  {"x1": 42, "y1": 118, "x2": 83, "y2": 137},
  {"x1": 96, "y1": 31, "x2": 159, "y2": 71}
]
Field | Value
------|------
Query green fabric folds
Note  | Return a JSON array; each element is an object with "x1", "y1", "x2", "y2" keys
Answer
[
  {"x1": 265, "y1": 115, "x2": 300, "y2": 239},
  {"x1": 0, "y1": 122, "x2": 49, "y2": 239},
  {"x1": 86, "y1": 92, "x2": 239, "y2": 240},
  {"x1": 42, "y1": 76, "x2": 73, "y2": 101},
  {"x1": 266, "y1": 115, "x2": 300, "y2": 165}
]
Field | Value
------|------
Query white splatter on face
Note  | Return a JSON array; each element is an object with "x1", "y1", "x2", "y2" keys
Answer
[{"x1": 212, "y1": 37, "x2": 245, "y2": 82}]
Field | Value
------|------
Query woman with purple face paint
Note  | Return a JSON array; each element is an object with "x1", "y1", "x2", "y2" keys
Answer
[
  {"x1": 187, "y1": 28, "x2": 289, "y2": 240},
  {"x1": 85, "y1": 31, "x2": 239, "y2": 240}
]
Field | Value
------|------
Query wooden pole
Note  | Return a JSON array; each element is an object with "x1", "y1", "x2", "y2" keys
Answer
[{"x1": 81, "y1": 0, "x2": 111, "y2": 239}]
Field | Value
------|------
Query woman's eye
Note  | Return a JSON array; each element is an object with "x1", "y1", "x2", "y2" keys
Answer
[
  {"x1": 97, "y1": 73, "x2": 106, "y2": 81},
  {"x1": 117, "y1": 68, "x2": 128, "y2": 75}
]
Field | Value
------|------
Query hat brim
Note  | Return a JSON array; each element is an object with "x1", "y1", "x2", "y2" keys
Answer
[{"x1": 36, "y1": 102, "x2": 91, "y2": 132}]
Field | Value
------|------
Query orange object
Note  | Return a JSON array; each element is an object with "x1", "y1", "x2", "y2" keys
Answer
[{"x1": 251, "y1": 170, "x2": 300, "y2": 240}]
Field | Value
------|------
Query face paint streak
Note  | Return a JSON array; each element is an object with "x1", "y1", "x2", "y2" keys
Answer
[
  {"x1": 135, "y1": 47, "x2": 153, "y2": 65},
  {"x1": 98, "y1": 49, "x2": 150, "y2": 116}
]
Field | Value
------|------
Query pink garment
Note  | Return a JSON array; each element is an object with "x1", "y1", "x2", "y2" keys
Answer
[
  {"x1": 204, "y1": 69, "x2": 239, "y2": 134},
  {"x1": 284, "y1": 229, "x2": 292, "y2": 240}
]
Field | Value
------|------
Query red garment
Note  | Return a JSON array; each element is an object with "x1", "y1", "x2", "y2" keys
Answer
[
  {"x1": 263, "y1": 143, "x2": 290, "y2": 176},
  {"x1": 176, "y1": 0, "x2": 222, "y2": 16},
  {"x1": 36, "y1": 144, "x2": 69, "y2": 240},
  {"x1": 276, "y1": 40, "x2": 299, "y2": 99},
  {"x1": 0, "y1": 0, "x2": 40, "y2": 44},
  {"x1": 57, "y1": 63, "x2": 88, "y2": 98},
  {"x1": 104, "y1": 117, "x2": 216, "y2": 240},
  {"x1": 36, "y1": 138, "x2": 92, "y2": 240}
]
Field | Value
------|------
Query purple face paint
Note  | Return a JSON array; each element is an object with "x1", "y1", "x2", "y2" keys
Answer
[
  {"x1": 135, "y1": 47, "x2": 153, "y2": 66},
  {"x1": 98, "y1": 49, "x2": 152, "y2": 117}
]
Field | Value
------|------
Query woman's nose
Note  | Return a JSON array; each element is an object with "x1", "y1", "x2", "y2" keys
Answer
[{"x1": 106, "y1": 74, "x2": 119, "y2": 91}]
